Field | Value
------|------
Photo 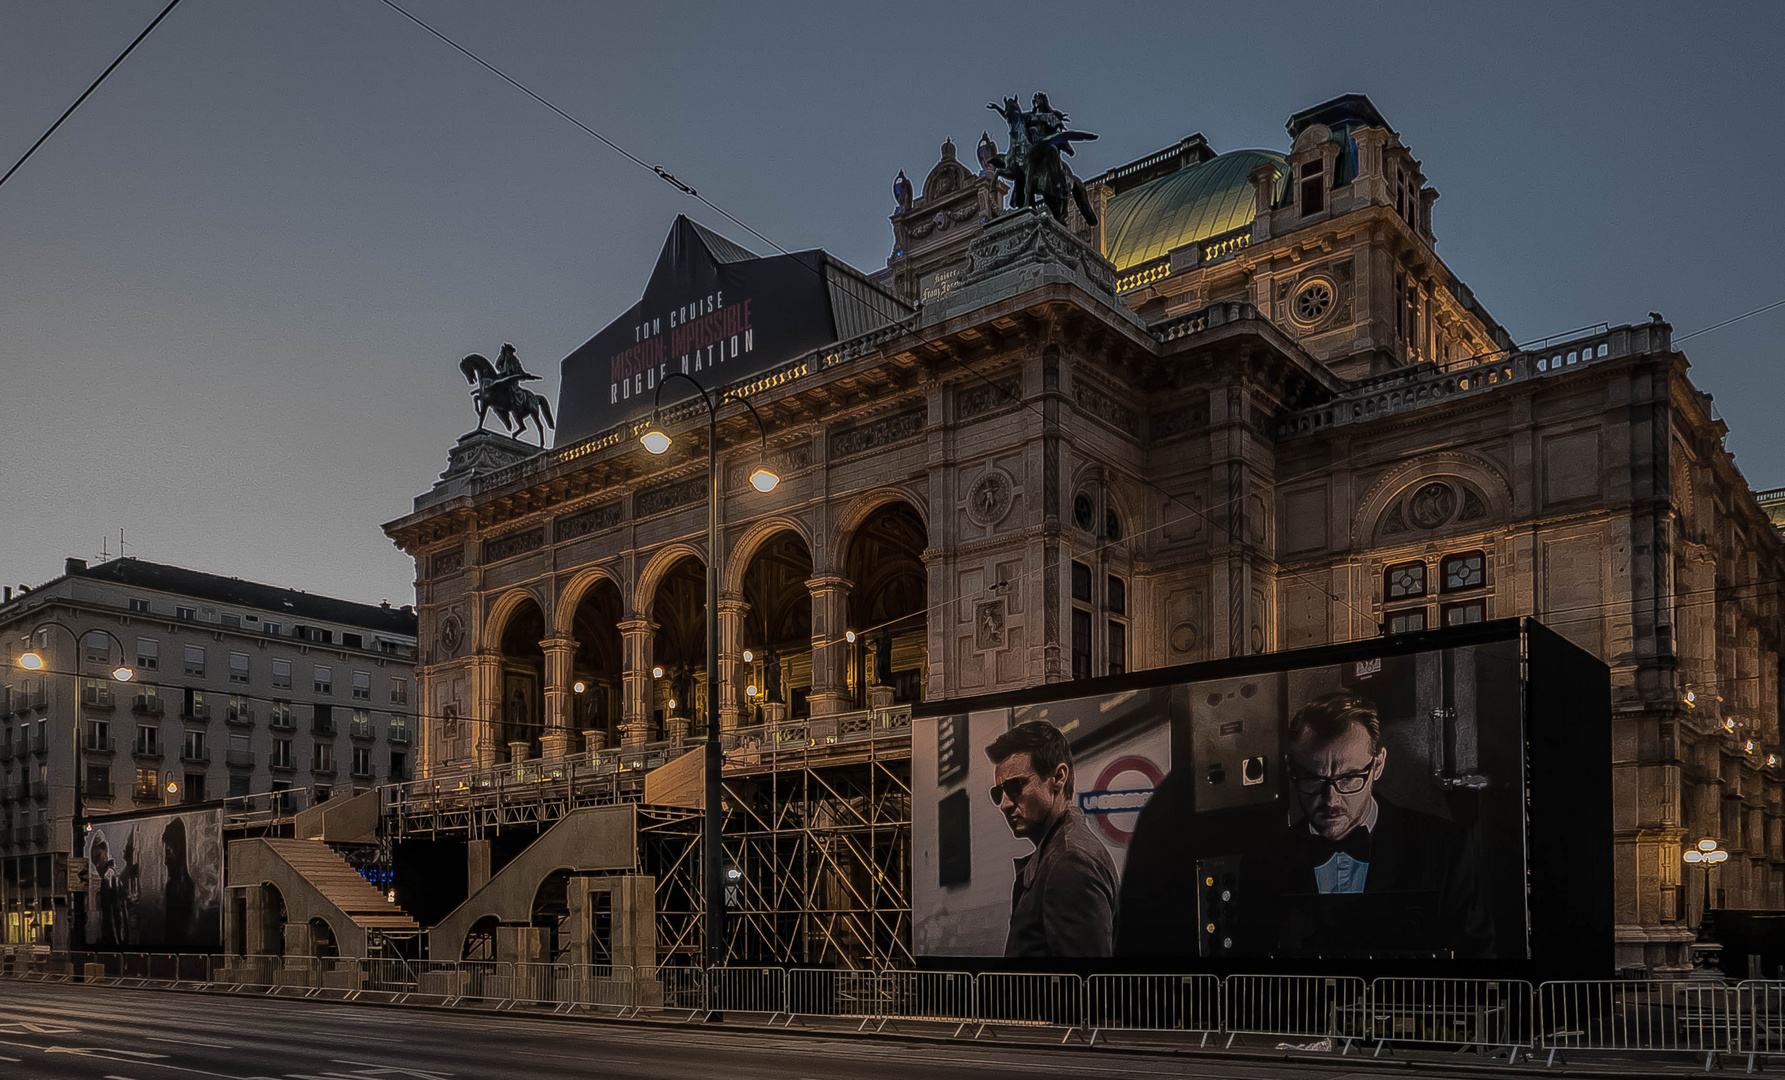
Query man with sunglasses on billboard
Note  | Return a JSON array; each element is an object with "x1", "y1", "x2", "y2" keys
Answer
[
  {"x1": 1237, "y1": 692, "x2": 1493, "y2": 957},
  {"x1": 986, "y1": 720, "x2": 1120, "y2": 957}
]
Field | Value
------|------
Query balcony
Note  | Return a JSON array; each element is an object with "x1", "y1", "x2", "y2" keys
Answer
[
  {"x1": 82, "y1": 686, "x2": 116, "y2": 710},
  {"x1": 349, "y1": 719, "x2": 376, "y2": 740},
  {"x1": 132, "y1": 695, "x2": 165, "y2": 717},
  {"x1": 132, "y1": 742, "x2": 163, "y2": 761},
  {"x1": 133, "y1": 786, "x2": 161, "y2": 805},
  {"x1": 387, "y1": 722, "x2": 411, "y2": 745},
  {"x1": 30, "y1": 823, "x2": 47, "y2": 845},
  {"x1": 27, "y1": 780, "x2": 46, "y2": 802},
  {"x1": 351, "y1": 763, "x2": 375, "y2": 780},
  {"x1": 269, "y1": 710, "x2": 295, "y2": 732},
  {"x1": 225, "y1": 748, "x2": 255, "y2": 768},
  {"x1": 268, "y1": 753, "x2": 295, "y2": 773},
  {"x1": 19, "y1": 691, "x2": 46, "y2": 713},
  {"x1": 183, "y1": 701, "x2": 212, "y2": 722},
  {"x1": 0, "y1": 737, "x2": 17, "y2": 760},
  {"x1": 311, "y1": 720, "x2": 338, "y2": 737},
  {"x1": 311, "y1": 761, "x2": 337, "y2": 777},
  {"x1": 27, "y1": 730, "x2": 48, "y2": 756},
  {"x1": 83, "y1": 734, "x2": 116, "y2": 754},
  {"x1": 225, "y1": 704, "x2": 255, "y2": 727},
  {"x1": 180, "y1": 747, "x2": 211, "y2": 765},
  {"x1": 85, "y1": 777, "x2": 114, "y2": 799}
]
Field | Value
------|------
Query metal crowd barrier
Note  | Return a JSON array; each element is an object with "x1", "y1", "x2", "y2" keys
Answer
[
  {"x1": 17, "y1": 954, "x2": 1785, "y2": 1068},
  {"x1": 1085, "y1": 973, "x2": 1221, "y2": 1046},
  {"x1": 1223, "y1": 974, "x2": 1369, "y2": 1051},
  {"x1": 1536, "y1": 979, "x2": 1736, "y2": 1069}
]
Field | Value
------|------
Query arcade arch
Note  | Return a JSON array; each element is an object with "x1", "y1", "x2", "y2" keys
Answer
[
  {"x1": 738, "y1": 529, "x2": 814, "y2": 721},
  {"x1": 494, "y1": 596, "x2": 546, "y2": 759},
  {"x1": 645, "y1": 555, "x2": 706, "y2": 740},
  {"x1": 843, "y1": 501, "x2": 929, "y2": 705},
  {"x1": 568, "y1": 578, "x2": 623, "y2": 748}
]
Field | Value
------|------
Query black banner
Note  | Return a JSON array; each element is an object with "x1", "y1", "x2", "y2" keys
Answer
[{"x1": 556, "y1": 216, "x2": 840, "y2": 445}]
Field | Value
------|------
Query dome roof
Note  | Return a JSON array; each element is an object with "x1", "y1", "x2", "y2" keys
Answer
[{"x1": 1101, "y1": 148, "x2": 1287, "y2": 271}]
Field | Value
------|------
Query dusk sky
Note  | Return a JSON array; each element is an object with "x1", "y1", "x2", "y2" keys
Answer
[{"x1": 3, "y1": 1, "x2": 1782, "y2": 607}]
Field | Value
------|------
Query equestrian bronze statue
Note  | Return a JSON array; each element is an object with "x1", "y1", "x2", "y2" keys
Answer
[
  {"x1": 459, "y1": 342, "x2": 556, "y2": 446},
  {"x1": 986, "y1": 92, "x2": 1099, "y2": 226}
]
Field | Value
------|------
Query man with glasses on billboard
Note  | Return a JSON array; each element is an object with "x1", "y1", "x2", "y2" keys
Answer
[
  {"x1": 986, "y1": 721, "x2": 1119, "y2": 957},
  {"x1": 1237, "y1": 692, "x2": 1493, "y2": 957}
]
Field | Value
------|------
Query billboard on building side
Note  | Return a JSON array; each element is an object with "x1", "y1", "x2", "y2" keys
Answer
[
  {"x1": 912, "y1": 620, "x2": 1610, "y2": 975},
  {"x1": 83, "y1": 808, "x2": 223, "y2": 951},
  {"x1": 555, "y1": 215, "x2": 908, "y2": 446}
]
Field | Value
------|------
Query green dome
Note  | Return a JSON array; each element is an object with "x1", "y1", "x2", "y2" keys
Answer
[{"x1": 1102, "y1": 149, "x2": 1287, "y2": 271}]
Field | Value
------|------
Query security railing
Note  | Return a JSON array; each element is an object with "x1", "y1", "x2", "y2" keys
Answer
[{"x1": 13, "y1": 958, "x2": 1785, "y2": 1067}]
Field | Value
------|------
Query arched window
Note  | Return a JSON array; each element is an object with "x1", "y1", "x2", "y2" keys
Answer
[{"x1": 1440, "y1": 551, "x2": 1486, "y2": 593}]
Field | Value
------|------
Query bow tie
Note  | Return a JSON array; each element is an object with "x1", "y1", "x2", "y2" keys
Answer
[{"x1": 1303, "y1": 825, "x2": 1372, "y2": 865}]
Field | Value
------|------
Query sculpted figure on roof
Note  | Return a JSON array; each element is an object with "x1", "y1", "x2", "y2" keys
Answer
[{"x1": 985, "y1": 92, "x2": 1100, "y2": 227}]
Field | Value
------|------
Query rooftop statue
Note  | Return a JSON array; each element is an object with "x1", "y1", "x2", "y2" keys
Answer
[
  {"x1": 986, "y1": 92, "x2": 1099, "y2": 226},
  {"x1": 459, "y1": 342, "x2": 556, "y2": 446}
]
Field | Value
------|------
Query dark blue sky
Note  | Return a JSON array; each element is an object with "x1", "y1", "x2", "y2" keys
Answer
[{"x1": 3, "y1": 1, "x2": 1782, "y2": 604}]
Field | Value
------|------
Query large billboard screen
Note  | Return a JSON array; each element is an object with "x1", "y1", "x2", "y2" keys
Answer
[
  {"x1": 83, "y1": 809, "x2": 223, "y2": 951},
  {"x1": 913, "y1": 637, "x2": 1528, "y2": 962}
]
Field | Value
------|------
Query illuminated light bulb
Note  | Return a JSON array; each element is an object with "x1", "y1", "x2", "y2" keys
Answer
[
  {"x1": 1699, "y1": 839, "x2": 1719, "y2": 852},
  {"x1": 1725, "y1": 718, "x2": 1737, "y2": 732},
  {"x1": 749, "y1": 466, "x2": 779, "y2": 493},
  {"x1": 845, "y1": 630, "x2": 857, "y2": 644},
  {"x1": 640, "y1": 429, "x2": 671, "y2": 455},
  {"x1": 1769, "y1": 754, "x2": 1778, "y2": 768},
  {"x1": 165, "y1": 780, "x2": 179, "y2": 794},
  {"x1": 667, "y1": 699, "x2": 677, "y2": 711},
  {"x1": 652, "y1": 666, "x2": 664, "y2": 679},
  {"x1": 746, "y1": 685, "x2": 758, "y2": 698},
  {"x1": 112, "y1": 665, "x2": 135, "y2": 682},
  {"x1": 1684, "y1": 850, "x2": 1705, "y2": 863},
  {"x1": 573, "y1": 681, "x2": 586, "y2": 694},
  {"x1": 18, "y1": 652, "x2": 44, "y2": 671},
  {"x1": 1746, "y1": 740, "x2": 1756, "y2": 754},
  {"x1": 742, "y1": 650, "x2": 753, "y2": 663}
]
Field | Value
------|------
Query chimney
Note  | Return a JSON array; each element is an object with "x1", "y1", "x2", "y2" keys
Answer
[
  {"x1": 2, "y1": 587, "x2": 9, "y2": 602},
  {"x1": 65, "y1": 557, "x2": 87, "y2": 576}
]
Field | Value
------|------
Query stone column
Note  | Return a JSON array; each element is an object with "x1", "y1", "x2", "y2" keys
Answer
[
  {"x1": 618, "y1": 617, "x2": 656, "y2": 747},
  {"x1": 717, "y1": 593, "x2": 750, "y2": 731},
  {"x1": 806, "y1": 575, "x2": 853, "y2": 716},
  {"x1": 472, "y1": 654, "x2": 503, "y2": 769},
  {"x1": 539, "y1": 635, "x2": 577, "y2": 758}
]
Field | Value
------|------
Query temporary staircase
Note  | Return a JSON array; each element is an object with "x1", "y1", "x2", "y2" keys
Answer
[{"x1": 253, "y1": 838, "x2": 421, "y2": 941}]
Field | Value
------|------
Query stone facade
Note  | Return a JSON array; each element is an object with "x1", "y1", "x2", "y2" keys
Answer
[{"x1": 384, "y1": 94, "x2": 1783, "y2": 972}]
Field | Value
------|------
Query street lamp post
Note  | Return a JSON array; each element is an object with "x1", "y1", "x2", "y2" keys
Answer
[
  {"x1": 16, "y1": 620, "x2": 134, "y2": 946},
  {"x1": 1683, "y1": 837, "x2": 1730, "y2": 929},
  {"x1": 640, "y1": 372, "x2": 779, "y2": 968}
]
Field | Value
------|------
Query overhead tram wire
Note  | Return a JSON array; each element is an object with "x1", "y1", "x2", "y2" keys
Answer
[
  {"x1": 0, "y1": 0, "x2": 185, "y2": 194},
  {"x1": 373, "y1": 0, "x2": 791, "y2": 258},
  {"x1": 1676, "y1": 297, "x2": 1785, "y2": 344}
]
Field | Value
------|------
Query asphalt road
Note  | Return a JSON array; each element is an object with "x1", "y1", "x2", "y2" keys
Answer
[{"x1": 0, "y1": 980, "x2": 1625, "y2": 1080}]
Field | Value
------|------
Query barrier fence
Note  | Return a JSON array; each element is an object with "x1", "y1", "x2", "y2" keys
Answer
[{"x1": 14, "y1": 948, "x2": 1785, "y2": 1066}]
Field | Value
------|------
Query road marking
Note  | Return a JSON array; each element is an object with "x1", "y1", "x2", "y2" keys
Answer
[
  {"x1": 104, "y1": 1075, "x2": 139, "y2": 1080},
  {"x1": 328, "y1": 1063, "x2": 455, "y2": 1079},
  {"x1": 47, "y1": 1047, "x2": 171, "y2": 1059},
  {"x1": 147, "y1": 1035, "x2": 235, "y2": 1049}
]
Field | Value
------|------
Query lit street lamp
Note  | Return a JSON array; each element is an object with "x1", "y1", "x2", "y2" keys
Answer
[
  {"x1": 1683, "y1": 837, "x2": 1730, "y2": 927},
  {"x1": 640, "y1": 371, "x2": 778, "y2": 967}
]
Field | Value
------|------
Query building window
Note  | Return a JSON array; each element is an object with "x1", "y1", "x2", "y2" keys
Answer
[
  {"x1": 1104, "y1": 509, "x2": 1123, "y2": 543},
  {"x1": 135, "y1": 725, "x2": 159, "y2": 755},
  {"x1": 271, "y1": 739, "x2": 293, "y2": 769},
  {"x1": 1071, "y1": 609, "x2": 1092, "y2": 681},
  {"x1": 352, "y1": 671, "x2": 371, "y2": 701},
  {"x1": 1073, "y1": 492, "x2": 1095, "y2": 532},
  {"x1": 343, "y1": 633, "x2": 363, "y2": 650},
  {"x1": 85, "y1": 719, "x2": 109, "y2": 750},
  {"x1": 263, "y1": 622, "x2": 281, "y2": 638},
  {"x1": 1443, "y1": 600, "x2": 1486, "y2": 626},
  {"x1": 228, "y1": 775, "x2": 251, "y2": 799},
  {"x1": 1386, "y1": 561, "x2": 1427, "y2": 600},
  {"x1": 183, "y1": 645, "x2": 205, "y2": 678},
  {"x1": 352, "y1": 747, "x2": 373, "y2": 777},
  {"x1": 1107, "y1": 621, "x2": 1126, "y2": 676},
  {"x1": 134, "y1": 767, "x2": 158, "y2": 801},
  {"x1": 229, "y1": 652, "x2": 250, "y2": 684},
  {"x1": 390, "y1": 677, "x2": 409, "y2": 706},
  {"x1": 313, "y1": 666, "x2": 332, "y2": 695},
  {"x1": 1387, "y1": 609, "x2": 1427, "y2": 635},
  {"x1": 184, "y1": 774, "x2": 204, "y2": 802},
  {"x1": 84, "y1": 633, "x2": 111, "y2": 664},
  {"x1": 128, "y1": 598, "x2": 151, "y2": 614},
  {"x1": 182, "y1": 730, "x2": 207, "y2": 761},
  {"x1": 86, "y1": 764, "x2": 110, "y2": 798},
  {"x1": 1107, "y1": 577, "x2": 1126, "y2": 616},
  {"x1": 313, "y1": 742, "x2": 334, "y2": 771},
  {"x1": 221, "y1": 613, "x2": 241, "y2": 630},
  {"x1": 136, "y1": 638, "x2": 158, "y2": 670},
  {"x1": 1441, "y1": 551, "x2": 1486, "y2": 592},
  {"x1": 1300, "y1": 159, "x2": 1324, "y2": 215},
  {"x1": 271, "y1": 659, "x2": 292, "y2": 691},
  {"x1": 1071, "y1": 561, "x2": 1092, "y2": 603},
  {"x1": 176, "y1": 606, "x2": 196, "y2": 622}
]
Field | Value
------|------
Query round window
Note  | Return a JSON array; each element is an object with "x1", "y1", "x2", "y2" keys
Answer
[
  {"x1": 1292, "y1": 278, "x2": 1335, "y2": 326},
  {"x1": 1073, "y1": 492, "x2": 1095, "y2": 532}
]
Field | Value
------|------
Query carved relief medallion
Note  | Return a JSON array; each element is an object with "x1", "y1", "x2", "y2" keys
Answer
[
  {"x1": 966, "y1": 469, "x2": 1015, "y2": 527},
  {"x1": 975, "y1": 599, "x2": 1007, "y2": 650},
  {"x1": 439, "y1": 613, "x2": 465, "y2": 658}
]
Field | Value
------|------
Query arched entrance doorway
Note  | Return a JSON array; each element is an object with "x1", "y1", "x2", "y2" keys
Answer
[
  {"x1": 531, "y1": 868, "x2": 573, "y2": 962},
  {"x1": 647, "y1": 556, "x2": 706, "y2": 741},
  {"x1": 569, "y1": 579, "x2": 623, "y2": 749},
  {"x1": 495, "y1": 597, "x2": 546, "y2": 760},
  {"x1": 845, "y1": 502, "x2": 928, "y2": 706},
  {"x1": 739, "y1": 530, "x2": 813, "y2": 721}
]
